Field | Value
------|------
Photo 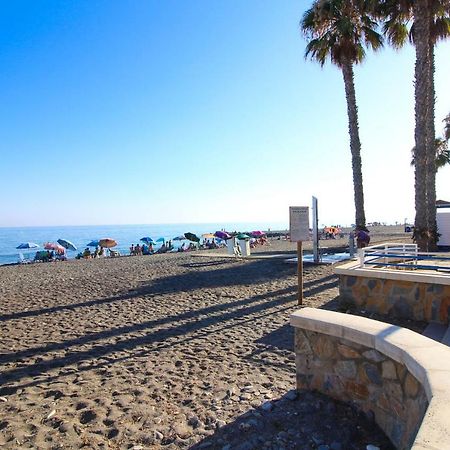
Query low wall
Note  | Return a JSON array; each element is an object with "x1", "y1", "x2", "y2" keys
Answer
[
  {"x1": 290, "y1": 308, "x2": 450, "y2": 450},
  {"x1": 335, "y1": 261, "x2": 450, "y2": 324}
]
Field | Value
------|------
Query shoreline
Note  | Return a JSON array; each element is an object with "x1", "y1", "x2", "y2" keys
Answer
[{"x1": 1, "y1": 224, "x2": 414, "y2": 267}]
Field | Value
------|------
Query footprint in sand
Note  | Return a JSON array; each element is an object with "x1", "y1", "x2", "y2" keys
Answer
[{"x1": 79, "y1": 410, "x2": 97, "y2": 424}]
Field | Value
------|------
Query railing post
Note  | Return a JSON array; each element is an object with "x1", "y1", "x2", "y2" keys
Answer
[{"x1": 358, "y1": 248, "x2": 364, "y2": 268}]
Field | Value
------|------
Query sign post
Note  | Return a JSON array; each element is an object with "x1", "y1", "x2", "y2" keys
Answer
[{"x1": 289, "y1": 206, "x2": 310, "y2": 305}]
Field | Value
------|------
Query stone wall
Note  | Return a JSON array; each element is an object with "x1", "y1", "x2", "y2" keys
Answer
[
  {"x1": 339, "y1": 274, "x2": 450, "y2": 324},
  {"x1": 295, "y1": 329, "x2": 428, "y2": 450}
]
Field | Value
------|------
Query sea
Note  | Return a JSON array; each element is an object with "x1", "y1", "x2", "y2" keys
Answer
[{"x1": 0, "y1": 222, "x2": 288, "y2": 266}]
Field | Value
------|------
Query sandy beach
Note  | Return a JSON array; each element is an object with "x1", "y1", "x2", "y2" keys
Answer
[{"x1": 0, "y1": 228, "x2": 410, "y2": 449}]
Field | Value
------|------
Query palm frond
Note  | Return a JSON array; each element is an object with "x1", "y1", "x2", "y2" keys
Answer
[
  {"x1": 436, "y1": 138, "x2": 450, "y2": 169},
  {"x1": 301, "y1": 7, "x2": 317, "y2": 36},
  {"x1": 383, "y1": 19, "x2": 409, "y2": 48},
  {"x1": 411, "y1": 137, "x2": 450, "y2": 170},
  {"x1": 363, "y1": 26, "x2": 384, "y2": 50},
  {"x1": 430, "y1": 17, "x2": 450, "y2": 43}
]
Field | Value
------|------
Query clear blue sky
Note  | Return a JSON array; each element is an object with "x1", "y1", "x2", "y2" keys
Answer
[{"x1": 1, "y1": 0, "x2": 449, "y2": 227}]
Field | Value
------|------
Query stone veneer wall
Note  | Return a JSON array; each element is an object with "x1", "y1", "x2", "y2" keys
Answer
[
  {"x1": 295, "y1": 329, "x2": 427, "y2": 449},
  {"x1": 339, "y1": 274, "x2": 450, "y2": 324}
]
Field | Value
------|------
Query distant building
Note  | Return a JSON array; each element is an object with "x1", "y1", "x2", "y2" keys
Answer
[
  {"x1": 437, "y1": 200, "x2": 450, "y2": 247},
  {"x1": 436, "y1": 199, "x2": 450, "y2": 209}
]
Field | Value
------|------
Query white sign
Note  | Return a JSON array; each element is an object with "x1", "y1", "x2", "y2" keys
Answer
[{"x1": 290, "y1": 206, "x2": 310, "y2": 242}]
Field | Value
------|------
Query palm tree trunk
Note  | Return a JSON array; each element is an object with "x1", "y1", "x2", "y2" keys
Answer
[
  {"x1": 413, "y1": 0, "x2": 430, "y2": 251},
  {"x1": 426, "y1": 42, "x2": 437, "y2": 250},
  {"x1": 341, "y1": 61, "x2": 366, "y2": 230}
]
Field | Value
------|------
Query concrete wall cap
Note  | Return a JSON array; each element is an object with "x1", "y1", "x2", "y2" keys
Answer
[{"x1": 291, "y1": 308, "x2": 450, "y2": 449}]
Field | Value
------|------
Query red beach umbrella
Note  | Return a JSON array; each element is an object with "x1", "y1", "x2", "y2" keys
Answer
[
  {"x1": 251, "y1": 230, "x2": 266, "y2": 237},
  {"x1": 99, "y1": 238, "x2": 117, "y2": 248},
  {"x1": 44, "y1": 242, "x2": 66, "y2": 252}
]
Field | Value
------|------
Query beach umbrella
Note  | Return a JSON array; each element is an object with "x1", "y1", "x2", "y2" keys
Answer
[
  {"x1": 99, "y1": 238, "x2": 117, "y2": 248},
  {"x1": 140, "y1": 237, "x2": 156, "y2": 245},
  {"x1": 44, "y1": 242, "x2": 66, "y2": 252},
  {"x1": 214, "y1": 230, "x2": 231, "y2": 240},
  {"x1": 173, "y1": 235, "x2": 186, "y2": 241},
  {"x1": 57, "y1": 238, "x2": 77, "y2": 251},
  {"x1": 184, "y1": 232, "x2": 200, "y2": 242},
  {"x1": 236, "y1": 233, "x2": 250, "y2": 240},
  {"x1": 156, "y1": 237, "x2": 165, "y2": 243},
  {"x1": 87, "y1": 240, "x2": 100, "y2": 247},
  {"x1": 251, "y1": 230, "x2": 266, "y2": 237},
  {"x1": 202, "y1": 233, "x2": 215, "y2": 239},
  {"x1": 16, "y1": 242, "x2": 40, "y2": 249}
]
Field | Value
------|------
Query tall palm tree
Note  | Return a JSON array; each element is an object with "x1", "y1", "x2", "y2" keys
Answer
[
  {"x1": 412, "y1": 0, "x2": 432, "y2": 250},
  {"x1": 301, "y1": 0, "x2": 383, "y2": 230},
  {"x1": 423, "y1": 2, "x2": 449, "y2": 248},
  {"x1": 380, "y1": 0, "x2": 450, "y2": 250}
]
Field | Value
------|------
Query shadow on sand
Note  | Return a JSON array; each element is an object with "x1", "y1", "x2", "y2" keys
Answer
[
  {"x1": 0, "y1": 259, "x2": 339, "y2": 396},
  {"x1": 188, "y1": 389, "x2": 394, "y2": 450}
]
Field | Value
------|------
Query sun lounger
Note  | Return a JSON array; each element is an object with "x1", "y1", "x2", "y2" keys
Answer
[{"x1": 18, "y1": 253, "x2": 32, "y2": 264}]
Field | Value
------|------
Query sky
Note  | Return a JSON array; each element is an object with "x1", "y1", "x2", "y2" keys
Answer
[{"x1": 0, "y1": 0, "x2": 449, "y2": 228}]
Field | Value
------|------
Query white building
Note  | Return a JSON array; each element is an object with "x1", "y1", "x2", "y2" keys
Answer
[{"x1": 437, "y1": 200, "x2": 450, "y2": 247}]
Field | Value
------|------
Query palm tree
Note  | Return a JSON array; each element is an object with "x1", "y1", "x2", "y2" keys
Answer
[
  {"x1": 380, "y1": 0, "x2": 450, "y2": 250},
  {"x1": 301, "y1": 0, "x2": 383, "y2": 230},
  {"x1": 412, "y1": 0, "x2": 432, "y2": 250},
  {"x1": 423, "y1": 2, "x2": 449, "y2": 249}
]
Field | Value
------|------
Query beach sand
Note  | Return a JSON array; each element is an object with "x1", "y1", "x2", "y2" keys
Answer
[{"x1": 0, "y1": 228, "x2": 409, "y2": 449}]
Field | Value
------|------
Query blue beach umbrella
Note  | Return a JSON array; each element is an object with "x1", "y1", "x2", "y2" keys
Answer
[
  {"x1": 57, "y1": 238, "x2": 77, "y2": 251},
  {"x1": 156, "y1": 237, "x2": 165, "y2": 243},
  {"x1": 173, "y1": 235, "x2": 186, "y2": 241},
  {"x1": 16, "y1": 242, "x2": 40, "y2": 249},
  {"x1": 140, "y1": 237, "x2": 156, "y2": 245},
  {"x1": 87, "y1": 240, "x2": 100, "y2": 247}
]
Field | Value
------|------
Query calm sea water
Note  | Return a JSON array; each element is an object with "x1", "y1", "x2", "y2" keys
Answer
[{"x1": 0, "y1": 222, "x2": 288, "y2": 266}]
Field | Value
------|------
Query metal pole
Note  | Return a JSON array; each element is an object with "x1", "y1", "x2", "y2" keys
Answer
[
  {"x1": 312, "y1": 196, "x2": 319, "y2": 263},
  {"x1": 297, "y1": 241, "x2": 303, "y2": 305},
  {"x1": 349, "y1": 232, "x2": 355, "y2": 257}
]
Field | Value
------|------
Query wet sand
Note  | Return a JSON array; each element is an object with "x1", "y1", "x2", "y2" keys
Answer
[{"x1": 0, "y1": 229, "x2": 409, "y2": 449}]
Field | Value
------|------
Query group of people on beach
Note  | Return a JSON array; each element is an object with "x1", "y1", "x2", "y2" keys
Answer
[
  {"x1": 129, "y1": 240, "x2": 175, "y2": 256},
  {"x1": 249, "y1": 236, "x2": 268, "y2": 248},
  {"x1": 201, "y1": 239, "x2": 219, "y2": 250},
  {"x1": 322, "y1": 226, "x2": 344, "y2": 239},
  {"x1": 34, "y1": 249, "x2": 66, "y2": 262},
  {"x1": 77, "y1": 246, "x2": 120, "y2": 259}
]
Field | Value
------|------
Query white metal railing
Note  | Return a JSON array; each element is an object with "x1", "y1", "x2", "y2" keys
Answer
[
  {"x1": 358, "y1": 243, "x2": 450, "y2": 272},
  {"x1": 359, "y1": 243, "x2": 419, "y2": 269}
]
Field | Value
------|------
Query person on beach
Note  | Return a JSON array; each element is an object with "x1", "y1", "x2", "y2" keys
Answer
[
  {"x1": 130, "y1": 244, "x2": 135, "y2": 256},
  {"x1": 83, "y1": 248, "x2": 91, "y2": 259}
]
